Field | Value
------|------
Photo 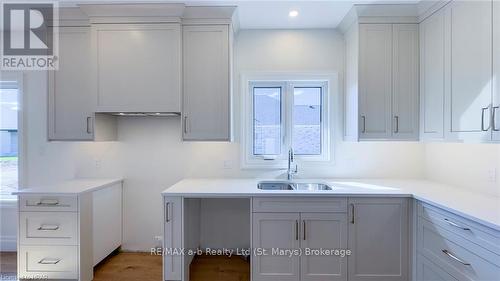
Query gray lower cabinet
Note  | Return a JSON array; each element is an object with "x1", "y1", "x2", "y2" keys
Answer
[
  {"x1": 252, "y1": 212, "x2": 347, "y2": 281},
  {"x1": 252, "y1": 212, "x2": 301, "y2": 281},
  {"x1": 163, "y1": 197, "x2": 183, "y2": 281},
  {"x1": 417, "y1": 254, "x2": 458, "y2": 281},
  {"x1": 347, "y1": 198, "x2": 409, "y2": 281},
  {"x1": 416, "y1": 202, "x2": 500, "y2": 281}
]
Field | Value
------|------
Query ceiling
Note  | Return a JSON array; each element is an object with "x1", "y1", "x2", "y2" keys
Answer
[{"x1": 60, "y1": 0, "x2": 421, "y2": 29}]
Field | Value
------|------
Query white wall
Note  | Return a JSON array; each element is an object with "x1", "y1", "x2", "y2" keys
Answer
[
  {"x1": 424, "y1": 143, "x2": 500, "y2": 196},
  {"x1": 13, "y1": 29, "x2": 426, "y2": 252}
]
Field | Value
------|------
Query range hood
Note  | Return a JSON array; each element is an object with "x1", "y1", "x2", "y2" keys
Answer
[{"x1": 107, "y1": 112, "x2": 181, "y2": 117}]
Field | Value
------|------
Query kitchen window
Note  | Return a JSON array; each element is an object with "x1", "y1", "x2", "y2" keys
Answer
[
  {"x1": 242, "y1": 77, "x2": 332, "y2": 168},
  {"x1": 0, "y1": 75, "x2": 23, "y2": 204}
]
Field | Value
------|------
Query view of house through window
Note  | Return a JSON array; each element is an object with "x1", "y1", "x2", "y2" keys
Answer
[
  {"x1": 250, "y1": 81, "x2": 328, "y2": 162},
  {"x1": 0, "y1": 81, "x2": 19, "y2": 201}
]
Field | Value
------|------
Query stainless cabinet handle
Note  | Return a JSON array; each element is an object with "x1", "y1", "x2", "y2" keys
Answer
[
  {"x1": 351, "y1": 204, "x2": 355, "y2": 224},
  {"x1": 394, "y1": 116, "x2": 399, "y2": 133},
  {"x1": 165, "y1": 202, "x2": 171, "y2": 222},
  {"x1": 86, "y1": 116, "x2": 93, "y2": 134},
  {"x1": 361, "y1": 116, "x2": 366, "y2": 133},
  {"x1": 38, "y1": 258, "x2": 61, "y2": 265},
  {"x1": 184, "y1": 116, "x2": 188, "y2": 134},
  {"x1": 302, "y1": 220, "x2": 306, "y2": 241},
  {"x1": 38, "y1": 225, "x2": 60, "y2": 231},
  {"x1": 493, "y1": 106, "x2": 499, "y2": 132},
  {"x1": 444, "y1": 218, "x2": 470, "y2": 231},
  {"x1": 442, "y1": 249, "x2": 470, "y2": 266},
  {"x1": 295, "y1": 220, "x2": 299, "y2": 241},
  {"x1": 37, "y1": 199, "x2": 59, "y2": 206},
  {"x1": 481, "y1": 106, "x2": 491, "y2": 131}
]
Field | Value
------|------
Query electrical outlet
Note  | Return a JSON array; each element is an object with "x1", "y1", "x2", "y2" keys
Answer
[
  {"x1": 154, "y1": 236, "x2": 163, "y2": 248},
  {"x1": 487, "y1": 168, "x2": 497, "y2": 183},
  {"x1": 223, "y1": 160, "x2": 233, "y2": 169},
  {"x1": 95, "y1": 159, "x2": 102, "y2": 169}
]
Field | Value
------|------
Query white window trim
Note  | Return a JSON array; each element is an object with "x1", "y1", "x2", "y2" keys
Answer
[
  {"x1": 241, "y1": 72, "x2": 337, "y2": 169},
  {"x1": 0, "y1": 71, "x2": 26, "y2": 206}
]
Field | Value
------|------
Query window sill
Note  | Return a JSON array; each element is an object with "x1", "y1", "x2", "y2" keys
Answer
[{"x1": 0, "y1": 198, "x2": 18, "y2": 208}]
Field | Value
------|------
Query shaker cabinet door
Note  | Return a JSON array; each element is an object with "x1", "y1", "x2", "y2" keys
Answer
[
  {"x1": 183, "y1": 25, "x2": 231, "y2": 141},
  {"x1": 48, "y1": 27, "x2": 94, "y2": 141},
  {"x1": 447, "y1": 0, "x2": 492, "y2": 141},
  {"x1": 358, "y1": 24, "x2": 393, "y2": 140},
  {"x1": 392, "y1": 24, "x2": 419, "y2": 140}
]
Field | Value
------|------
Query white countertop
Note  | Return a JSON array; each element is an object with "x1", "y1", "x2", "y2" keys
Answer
[
  {"x1": 13, "y1": 178, "x2": 123, "y2": 195},
  {"x1": 162, "y1": 178, "x2": 500, "y2": 231}
]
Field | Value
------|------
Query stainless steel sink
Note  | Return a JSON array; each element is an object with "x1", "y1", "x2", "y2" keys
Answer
[
  {"x1": 292, "y1": 183, "x2": 332, "y2": 191},
  {"x1": 257, "y1": 181, "x2": 333, "y2": 191},
  {"x1": 257, "y1": 181, "x2": 295, "y2": 190}
]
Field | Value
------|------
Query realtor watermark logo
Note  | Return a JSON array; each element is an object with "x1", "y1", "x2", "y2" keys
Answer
[{"x1": 1, "y1": 1, "x2": 59, "y2": 70}]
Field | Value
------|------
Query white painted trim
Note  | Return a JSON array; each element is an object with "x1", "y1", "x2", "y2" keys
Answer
[{"x1": 240, "y1": 72, "x2": 338, "y2": 170}]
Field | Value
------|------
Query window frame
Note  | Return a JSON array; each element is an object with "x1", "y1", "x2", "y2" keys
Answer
[{"x1": 241, "y1": 73, "x2": 334, "y2": 169}]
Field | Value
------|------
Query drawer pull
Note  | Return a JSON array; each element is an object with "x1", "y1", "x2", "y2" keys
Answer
[
  {"x1": 442, "y1": 249, "x2": 471, "y2": 266},
  {"x1": 37, "y1": 225, "x2": 60, "y2": 231},
  {"x1": 36, "y1": 199, "x2": 60, "y2": 206},
  {"x1": 38, "y1": 258, "x2": 61, "y2": 265},
  {"x1": 444, "y1": 218, "x2": 471, "y2": 231}
]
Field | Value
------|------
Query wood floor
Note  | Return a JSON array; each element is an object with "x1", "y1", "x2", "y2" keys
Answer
[
  {"x1": 0, "y1": 252, "x2": 16, "y2": 280},
  {"x1": 189, "y1": 255, "x2": 250, "y2": 281},
  {"x1": 0, "y1": 252, "x2": 249, "y2": 281}
]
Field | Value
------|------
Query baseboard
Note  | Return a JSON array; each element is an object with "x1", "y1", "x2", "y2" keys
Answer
[{"x1": 0, "y1": 235, "x2": 17, "y2": 252}]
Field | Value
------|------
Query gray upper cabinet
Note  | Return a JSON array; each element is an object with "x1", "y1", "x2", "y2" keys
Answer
[
  {"x1": 420, "y1": 7, "x2": 446, "y2": 140},
  {"x1": 359, "y1": 24, "x2": 393, "y2": 140},
  {"x1": 419, "y1": 0, "x2": 496, "y2": 143},
  {"x1": 446, "y1": 0, "x2": 492, "y2": 141},
  {"x1": 345, "y1": 23, "x2": 419, "y2": 141},
  {"x1": 392, "y1": 24, "x2": 419, "y2": 140},
  {"x1": 48, "y1": 27, "x2": 94, "y2": 141},
  {"x1": 92, "y1": 23, "x2": 181, "y2": 113},
  {"x1": 348, "y1": 198, "x2": 409, "y2": 281},
  {"x1": 493, "y1": 0, "x2": 500, "y2": 141},
  {"x1": 48, "y1": 26, "x2": 116, "y2": 141},
  {"x1": 182, "y1": 25, "x2": 232, "y2": 141}
]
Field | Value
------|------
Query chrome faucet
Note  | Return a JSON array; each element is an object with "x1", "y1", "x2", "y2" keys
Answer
[{"x1": 287, "y1": 148, "x2": 298, "y2": 180}]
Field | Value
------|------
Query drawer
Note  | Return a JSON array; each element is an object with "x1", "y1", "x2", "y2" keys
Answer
[
  {"x1": 252, "y1": 197, "x2": 347, "y2": 213},
  {"x1": 417, "y1": 254, "x2": 459, "y2": 281},
  {"x1": 418, "y1": 217, "x2": 500, "y2": 281},
  {"x1": 18, "y1": 245, "x2": 78, "y2": 280},
  {"x1": 20, "y1": 212, "x2": 78, "y2": 245},
  {"x1": 419, "y1": 203, "x2": 500, "y2": 256},
  {"x1": 19, "y1": 195, "x2": 78, "y2": 212}
]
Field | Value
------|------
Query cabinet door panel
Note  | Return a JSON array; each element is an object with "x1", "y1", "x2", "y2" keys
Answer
[
  {"x1": 93, "y1": 23, "x2": 181, "y2": 113},
  {"x1": 359, "y1": 24, "x2": 392, "y2": 139},
  {"x1": 493, "y1": 0, "x2": 500, "y2": 141},
  {"x1": 420, "y1": 8, "x2": 446, "y2": 140},
  {"x1": 252, "y1": 213, "x2": 300, "y2": 281},
  {"x1": 183, "y1": 25, "x2": 230, "y2": 141},
  {"x1": 164, "y1": 197, "x2": 182, "y2": 281},
  {"x1": 392, "y1": 24, "x2": 419, "y2": 140},
  {"x1": 48, "y1": 27, "x2": 93, "y2": 140},
  {"x1": 448, "y1": 1, "x2": 492, "y2": 140},
  {"x1": 348, "y1": 198, "x2": 409, "y2": 281},
  {"x1": 300, "y1": 213, "x2": 347, "y2": 281}
]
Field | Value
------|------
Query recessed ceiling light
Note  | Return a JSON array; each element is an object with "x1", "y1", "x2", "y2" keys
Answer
[{"x1": 289, "y1": 10, "x2": 299, "y2": 18}]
